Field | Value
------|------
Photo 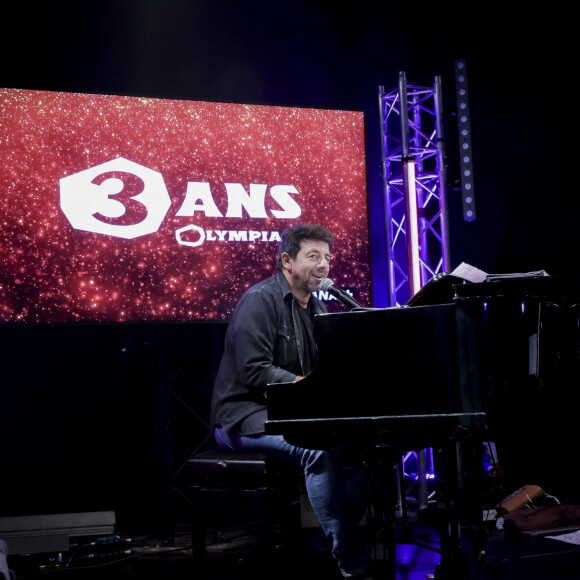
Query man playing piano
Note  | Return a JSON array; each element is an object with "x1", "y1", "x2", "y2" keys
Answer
[{"x1": 210, "y1": 223, "x2": 372, "y2": 579}]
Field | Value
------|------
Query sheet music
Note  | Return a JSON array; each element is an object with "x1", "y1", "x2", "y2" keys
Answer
[
  {"x1": 450, "y1": 262, "x2": 488, "y2": 283},
  {"x1": 546, "y1": 529, "x2": 580, "y2": 545}
]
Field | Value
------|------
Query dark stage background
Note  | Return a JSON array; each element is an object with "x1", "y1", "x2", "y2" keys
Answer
[{"x1": 1, "y1": 1, "x2": 578, "y2": 532}]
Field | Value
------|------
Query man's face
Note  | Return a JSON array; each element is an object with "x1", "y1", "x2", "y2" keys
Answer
[{"x1": 282, "y1": 238, "x2": 331, "y2": 294}]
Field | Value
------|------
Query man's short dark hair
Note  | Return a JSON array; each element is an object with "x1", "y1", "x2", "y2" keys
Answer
[{"x1": 276, "y1": 224, "x2": 334, "y2": 272}]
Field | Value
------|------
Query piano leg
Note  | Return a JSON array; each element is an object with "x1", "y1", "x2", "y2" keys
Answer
[
  {"x1": 432, "y1": 439, "x2": 476, "y2": 580},
  {"x1": 363, "y1": 448, "x2": 398, "y2": 580},
  {"x1": 362, "y1": 445, "x2": 471, "y2": 580},
  {"x1": 343, "y1": 431, "x2": 485, "y2": 580}
]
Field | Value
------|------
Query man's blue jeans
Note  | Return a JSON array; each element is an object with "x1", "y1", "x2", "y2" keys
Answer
[{"x1": 214, "y1": 425, "x2": 371, "y2": 577}]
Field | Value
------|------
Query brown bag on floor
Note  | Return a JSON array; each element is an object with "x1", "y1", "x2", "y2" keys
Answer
[{"x1": 503, "y1": 505, "x2": 580, "y2": 531}]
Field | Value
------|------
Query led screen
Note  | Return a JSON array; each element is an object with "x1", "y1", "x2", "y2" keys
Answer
[{"x1": 0, "y1": 88, "x2": 370, "y2": 323}]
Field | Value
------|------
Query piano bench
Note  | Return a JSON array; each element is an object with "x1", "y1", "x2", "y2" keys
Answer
[{"x1": 186, "y1": 449, "x2": 303, "y2": 560}]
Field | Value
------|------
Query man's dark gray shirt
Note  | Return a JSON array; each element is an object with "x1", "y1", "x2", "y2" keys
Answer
[{"x1": 210, "y1": 272, "x2": 327, "y2": 436}]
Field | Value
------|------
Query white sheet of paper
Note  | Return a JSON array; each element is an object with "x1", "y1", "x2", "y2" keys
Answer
[{"x1": 546, "y1": 529, "x2": 580, "y2": 545}]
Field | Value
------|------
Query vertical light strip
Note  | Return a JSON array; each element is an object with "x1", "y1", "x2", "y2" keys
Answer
[
  {"x1": 405, "y1": 159, "x2": 421, "y2": 296},
  {"x1": 455, "y1": 59, "x2": 476, "y2": 221}
]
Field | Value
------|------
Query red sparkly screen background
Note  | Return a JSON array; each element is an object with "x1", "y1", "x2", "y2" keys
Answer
[{"x1": 0, "y1": 88, "x2": 370, "y2": 323}]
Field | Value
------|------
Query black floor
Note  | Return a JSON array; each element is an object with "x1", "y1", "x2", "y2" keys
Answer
[{"x1": 6, "y1": 518, "x2": 580, "y2": 580}]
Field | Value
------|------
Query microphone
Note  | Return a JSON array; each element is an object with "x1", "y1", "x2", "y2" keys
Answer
[{"x1": 319, "y1": 278, "x2": 363, "y2": 310}]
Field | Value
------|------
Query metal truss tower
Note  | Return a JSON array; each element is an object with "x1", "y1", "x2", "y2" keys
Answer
[
  {"x1": 379, "y1": 73, "x2": 451, "y2": 306},
  {"x1": 378, "y1": 73, "x2": 452, "y2": 511}
]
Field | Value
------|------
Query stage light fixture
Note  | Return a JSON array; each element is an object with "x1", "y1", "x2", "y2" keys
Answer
[{"x1": 455, "y1": 59, "x2": 476, "y2": 221}]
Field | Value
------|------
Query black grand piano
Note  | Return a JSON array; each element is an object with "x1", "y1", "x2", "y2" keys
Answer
[
  {"x1": 266, "y1": 300, "x2": 485, "y2": 450},
  {"x1": 265, "y1": 273, "x2": 580, "y2": 578}
]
